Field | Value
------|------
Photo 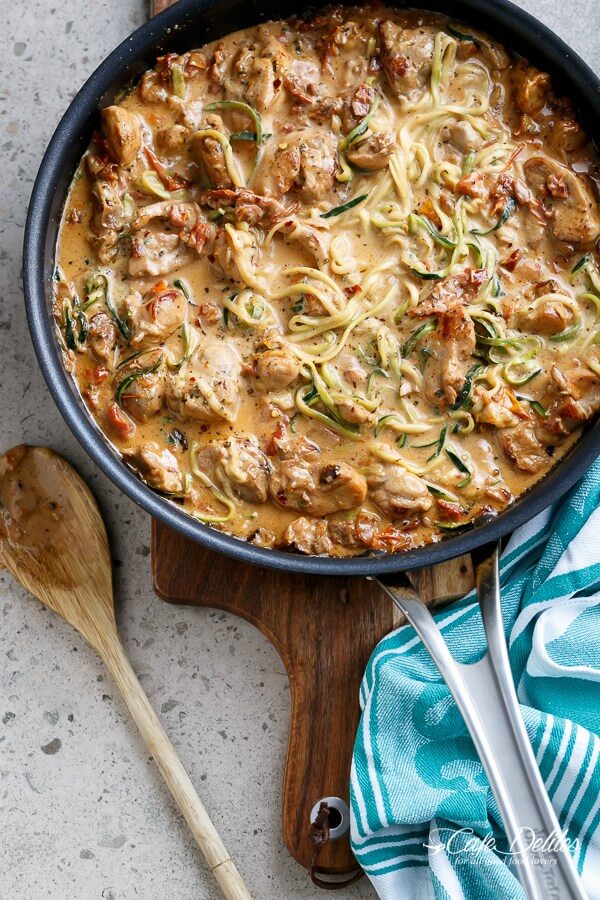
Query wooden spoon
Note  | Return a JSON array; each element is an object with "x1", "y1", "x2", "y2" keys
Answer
[{"x1": 0, "y1": 445, "x2": 251, "y2": 900}]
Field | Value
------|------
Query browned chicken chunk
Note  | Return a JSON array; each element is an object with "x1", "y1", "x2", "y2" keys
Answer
[
  {"x1": 282, "y1": 517, "x2": 333, "y2": 555},
  {"x1": 123, "y1": 443, "x2": 182, "y2": 493},
  {"x1": 524, "y1": 156, "x2": 600, "y2": 245},
  {"x1": 127, "y1": 287, "x2": 187, "y2": 348},
  {"x1": 270, "y1": 448, "x2": 367, "y2": 516},
  {"x1": 87, "y1": 311, "x2": 118, "y2": 364},
  {"x1": 167, "y1": 340, "x2": 242, "y2": 423},
  {"x1": 378, "y1": 20, "x2": 433, "y2": 101},
  {"x1": 367, "y1": 464, "x2": 432, "y2": 517},
  {"x1": 194, "y1": 435, "x2": 270, "y2": 502},
  {"x1": 101, "y1": 106, "x2": 142, "y2": 166},
  {"x1": 501, "y1": 423, "x2": 548, "y2": 474}
]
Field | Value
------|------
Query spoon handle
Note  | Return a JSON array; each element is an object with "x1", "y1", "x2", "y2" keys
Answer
[{"x1": 98, "y1": 633, "x2": 251, "y2": 900}]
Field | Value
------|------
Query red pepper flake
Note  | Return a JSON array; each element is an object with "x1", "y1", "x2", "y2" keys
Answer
[{"x1": 344, "y1": 284, "x2": 361, "y2": 297}]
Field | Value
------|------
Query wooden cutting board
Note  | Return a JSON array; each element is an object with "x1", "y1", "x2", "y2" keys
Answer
[
  {"x1": 152, "y1": 522, "x2": 474, "y2": 875},
  {"x1": 153, "y1": 519, "x2": 398, "y2": 874},
  {"x1": 147, "y1": 0, "x2": 474, "y2": 879}
]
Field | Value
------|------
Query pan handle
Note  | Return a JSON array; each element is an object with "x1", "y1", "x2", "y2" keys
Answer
[{"x1": 376, "y1": 547, "x2": 586, "y2": 900}]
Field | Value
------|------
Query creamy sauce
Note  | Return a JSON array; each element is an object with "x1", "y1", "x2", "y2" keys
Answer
[
  {"x1": 55, "y1": 6, "x2": 600, "y2": 556},
  {"x1": 0, "y1": 446, "x2": 69, "y2": 551}
]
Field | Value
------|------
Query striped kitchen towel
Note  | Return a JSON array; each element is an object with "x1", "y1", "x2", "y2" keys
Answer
[{"x1": 350, "y1": 458, "x2": 600, "y2": 899}]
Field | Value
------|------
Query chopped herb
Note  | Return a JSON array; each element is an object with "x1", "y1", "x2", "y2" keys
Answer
[
  {"x1": 320, "y1": 193, "x2": 369, "y2": 219},
  {"x1": 429, "y1": 426, "x2": 448, "y2": 460},
  {"x1": 409, "y1": 213, "x2": 456, "y2": 248},
  {"x1": 222, "y1": 307, "x2": 230, "y2": 328},
  {"x1": 447, "y1": 23, "x2": 479, "y2": 43},
  {"x1": 367, "y1": 366, "x2": 389, "y2": 394},
  {"x1": 115, "y1": 355, "x2": 163, "y2": 406},
  {"x1": 549, "y1": 322, "x2": 582, "y2": 343},
  {"x1": 445, "y1": 446, "x2": 472, "y2": 486},
  {"x1": 471, "y1": 197, "x2": 516, "y2": 235},
  {"x1": 173, "y1": 278, "x2": 191, "y2": 302},
  {"x1": 229, "y1": 131, "x2": 258, "y2": 142},
  {"x1": 402, "y1": 319, "x2": 438, "y2": 357},
  {"x1": 409, "y1": 266, "x2": 446, "y2": 280},
  {"x1": 167, "y1": 428, "x2": 188, "y2": 449},
  {"x1": 450, "y1": 364, "x2": 484, "y2": 410},
  {"x1": 63, "y1": 303, "x2": 77, "y2": 351},
  {"x1": 571, "y1": 254, "x2": 590, "y2": 276}
]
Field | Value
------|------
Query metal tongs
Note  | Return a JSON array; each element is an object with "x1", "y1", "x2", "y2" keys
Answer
[{"x1": 376, "y1": 544, "x2": 587, "y2": 900}]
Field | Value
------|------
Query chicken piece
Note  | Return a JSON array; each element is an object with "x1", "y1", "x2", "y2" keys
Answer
[
  {"x1": 118, "y1": 351, "x2": 166, "y2": 424},
  {"x1": 409, "y1": 270, "x2": 484, "y2": 405},
  {"x1": 270, "y1": 451, "x2": 367, "y2": 516},
  {"x1": 334, "y1": 398, "x2": 374, "y2": 425},
  {"x1": 441, "y1": 120, "x2": 483, "y2": 154},
  {"x1": 132, "y1": 201, "x2": 216, "y2": 256},
  {"x1": 340, "y1": 82, "x2": 377, "y2": 132},
  {"x1": 378, "y1": 20, "x2": 433, "y2": 101},
  {"x1": 100, "y1": 106, "x2": 142, "y2": 167},
  {"x1": 213, "y1": 225, "x2": 266, "y2": 291},
  {"x1": 230, "y1": 34, "x2": 290, "y2": 112},
  {"x1": 523, "y1": 156, "x2": 600, "y2": 245},
  {"x1": 367, "y1": 464, "x2": 432, "y2": 518},
  {"x1": 282, "y1": 517, "x2": 333, "y2": 555},
  {"x1": 199, "y1": 188, "x2": 295, "y2": 227},
  {"x1": 194, "y1": 435, "x2": 270, "y2": 503},
  {"x1": 127, "y1": 286, "x2": 186, "y2": 347},
  {"x1": 87, "y1": 311, "x2": 117, "y2": 365},
  {"x1": 252, "y1": 144, "x2": 302, "y2": 198},
  {"x1": 254, "y1": 131, "x2": 337, "y2": 202},
  {"x1": 265, "y1": 424, "x2": 319, "y2": 459},
  {"x1": 547, "y1": 362, "x2": 600, "y2": 432},
  {"x1": 473, "y1": 387, "x2": 521, "y2": 429},
  {"x1": 191, "y1": 115, "x2": 238, "y2": 188},
  {"x1": 132, "y1": 200, "x2": 197, "y2": 232},
  {"x1": 501, "y1": 423, "x2": 548, "y2": 474},
  {"x1": 284, "y1": 59, "x2": 321, "y2": 105},
  {"x1": 516, "y1": 295, "x2": 571, "y2": 336},
  {"x1": 166, "y1": 340, "x2": 242, "y2": 423},
  {"x1": 129, "y1": 231, "x2": 192, "y2": 277},
  {"x1": 247, "y1": 526, "x2": 276, "y2": 548},
  {"x1": 278, "y1": 221, "x2": 332, "y2": 270},
  {"x1": 255, "y1": 348, "x2": 301, "y2": 390},
  {"x1": 346, "y1": 132, "x2": 394, "y2": 172},
  {"x1": 90, "y1": 179, "x2": 127, "y2": 263},
  {"x1": 548, "y1": 107, "x2": 588, "y2": 154},
  {"x1": 513, "y1": 63, "x2": 551, "y2": 116},
  {"x1": 123, "y1": 443, "x2": 182, "y2": 493},
  {"x1": 291, "y1": 132, "x2": 339, "y2": 202},
  {"x1": 328, "y1": 512, "x2": 380, "y2": 549},
  {"x1": 156, "y1": 124, "x2": 190, "y2": 154},
  {"x1": 139, "y1": 70, "x2": 169, "y2": 105}
]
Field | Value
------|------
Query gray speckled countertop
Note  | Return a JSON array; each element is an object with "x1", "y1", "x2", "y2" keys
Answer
[{"x1": 1, "y1": 1, "x2": 599, "y2": 897}]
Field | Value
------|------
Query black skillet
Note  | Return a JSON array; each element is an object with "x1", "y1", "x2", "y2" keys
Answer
[{"x1": 23, "y1": 0, "x2": 600, "y2": 578}]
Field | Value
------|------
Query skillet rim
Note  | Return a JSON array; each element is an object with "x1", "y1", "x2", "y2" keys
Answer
[{"x1": 23, "y1": 0, "x2": 600, "y2": 576}]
